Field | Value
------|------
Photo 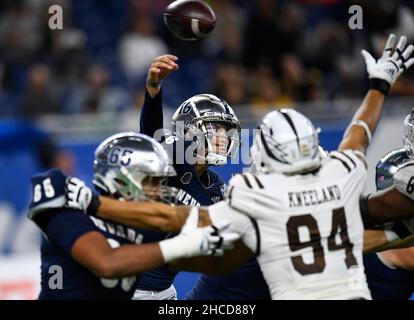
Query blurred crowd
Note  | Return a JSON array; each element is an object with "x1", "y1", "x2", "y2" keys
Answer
[{"x1": 1, "y1": 0, "x2": 414, "y2": 119}]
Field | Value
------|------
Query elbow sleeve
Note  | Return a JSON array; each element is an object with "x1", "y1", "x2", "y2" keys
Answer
[{"x1": 359, "y1": 194, "x2": 378, "y2": 228}]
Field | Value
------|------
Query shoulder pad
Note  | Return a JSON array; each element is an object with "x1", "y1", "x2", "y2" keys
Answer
[
  {"x1": 28, "y1": 169, "x2": 67, "y2": 220},
  {"x1": 207, "y1": 169, "x2": 224, "y2": 185},
  {"x1": 394, "y1": 160, "x2": 414, "y2": 200},
  {"x1": 228, "y1": 173, "x2": 264, "y2": 190},
  {"x1": 228, "y1": 174, "x2": 247, "y2": 188}
]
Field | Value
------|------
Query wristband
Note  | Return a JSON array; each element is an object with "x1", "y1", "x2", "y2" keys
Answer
[
  {"x1": 86, "y1": 192, "x2": 101, "y2": 217},
  {"x1": 369, "y1": 78, "x2": 390, "y2": 95},
  {"x1": 159, "y1": 236, "x2": 189, "y2": 263},
  {"x1": 146, "y1": 77, "x2": 162, "y2": 89}
]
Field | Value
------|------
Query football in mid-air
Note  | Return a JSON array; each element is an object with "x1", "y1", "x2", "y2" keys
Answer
[{"x1": 164, "y1": 0, "x2": 216, "y2": 41}]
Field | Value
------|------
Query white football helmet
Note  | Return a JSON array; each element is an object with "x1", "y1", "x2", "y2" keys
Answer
[
  {"x1": 251, "y1": 109, "x2": 323, "y2": 175},
  {"x1": 93, "y1": 132, "x2": 177, "y2": 203}
]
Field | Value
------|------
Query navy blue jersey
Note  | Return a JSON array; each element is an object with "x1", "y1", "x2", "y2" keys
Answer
[
  {"x1": 29, "y1": 169, "x2": 168, "y2": 299},
  {"x1": 364, "y1": 252, "x2": 414, "y2": 300},
  {"x1": 363, "y1": 148, "x2": 414, "y2": 300},
  {"x1": 134, "y1": 138, "x2": 227, "y2": 291},
  {"x1": 186, "y1": 259, "x2": 270, "y2": 300},
  {"x1": 136, "y1": 90, "x2": 226, "y2": 291},
  {"x1": 139, "y1": 91, "x2": 271, "y2": 300}
]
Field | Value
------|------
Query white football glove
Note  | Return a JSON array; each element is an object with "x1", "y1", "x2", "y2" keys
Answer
[
  {"x1": 65, "y1": 177, "x2": 93, "y2": 213},
  {"x1": 159, "y1": 207, "x2": 240, "y2": 263},
  {"x1": 362, "y1": 34, "x2": 414, "y2": 88}
]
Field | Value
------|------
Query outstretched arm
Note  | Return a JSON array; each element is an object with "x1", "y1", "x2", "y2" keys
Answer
[
  {"x1": 97, "y1": 196, "x2": 185, "y2": 232},
  {"x1": 364, "y1": 227, "x2": 414, "y2": 253},
  {"x1": 31, "y1": 170, "x2": 242, "y2": 273},
  {"x1": 139, "y1": 55, "x2": 179, "y2": 137},
  {"x1": 363, "y1": 187, "x2": 414, "y2": 224},
  {"x1": 339, "y1": 34, "x2": 414, "y2": 155},
  {"x1": 72, "y1": 231, "x2": 165, "y2": 278},
  {"x1": 73, "y1": 211, "x2": 223, "y2": 278},
  {"x1": 88, "y1": 202, "x2": 254, "y2": 276},
  {"x1": 96, "y1": 200, "x2": 213, "y2": 232},
  {"x1": 169, "y1": 203, "x2": 256, "y2": 275},
  {"x1": 338, "y1": 90, "x2": 384, "y2": 155},
  {"x1": 36, "y1": 208, "x2": 226, "y2": 279},
  {"x1": 63, "y1": 175, "x2": 215, "y2": 232}
]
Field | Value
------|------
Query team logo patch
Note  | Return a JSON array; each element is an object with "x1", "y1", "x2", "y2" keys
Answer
[
  {"x1": 300, "y1": 143, "x2": 310, "y2": 157},
  {"x1": 180, "y1": 172, "x2": 192, "y2": 185}
]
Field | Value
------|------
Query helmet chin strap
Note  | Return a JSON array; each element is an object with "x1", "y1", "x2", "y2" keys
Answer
[{"x1": 205, "y1": 152, "x2": 227, "y2": 166}]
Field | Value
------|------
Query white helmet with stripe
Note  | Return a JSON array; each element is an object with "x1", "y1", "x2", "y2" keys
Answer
[{"x1": 251, "y1": 109, "x2": 323, "y2": 175}]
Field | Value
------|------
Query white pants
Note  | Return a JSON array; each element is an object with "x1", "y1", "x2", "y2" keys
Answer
[{"x1": 132, "y1": 285, "x2": 177, "y2": 300}]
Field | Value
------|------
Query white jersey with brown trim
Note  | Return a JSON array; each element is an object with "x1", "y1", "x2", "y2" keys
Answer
[{"x1": 210, "y1": 149, "x2": 372, "y2": 300}]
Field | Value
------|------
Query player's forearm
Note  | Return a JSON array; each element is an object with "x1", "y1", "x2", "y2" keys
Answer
[
  {"x1": 363, "y1": 228, "x2": 414, "y2": 253},
  {"x1": 139, "y1": 90, "x2": 164, "y2": 137},
  {"x1": 376, "y1": 234, "x2": 414, "y2": 252},
  {"x1": 101, "y1": 243, "x2": 165, "y2": 278},
  {"x1": 146, "y1": 84, "x2": 161, "y2": 98},
  {"x1": 71, "y1": 231, "x2": 165, "y2": 278},
  {"x1": 363, "y1": 229, "x2": 389, "y2": 253},
  {"x1": 98, "y1": 196, "x2": 179, "y2": 232},
  {"x1": 173, "y1": 206, "x2": 212, "y2": 228},
  {"x1": 352, "y1": 89, "x2": 385, "y2": 137},
  {"x1": 339, "y1": 90, "x2": 385, "y2": 153},
  {"x1": 380, "y1": 246, "x2": 414, "y2": 270},
  {"x1": 367, "y1": 187, "x2": 414, "y2": 223}
]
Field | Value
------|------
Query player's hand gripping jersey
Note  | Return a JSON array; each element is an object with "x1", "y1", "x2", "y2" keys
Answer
[{"x1": 209, "y1": 150, "x2": 372, "y2": 300}]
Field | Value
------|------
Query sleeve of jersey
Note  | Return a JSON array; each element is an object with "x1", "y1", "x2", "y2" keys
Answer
[
  {"x1": 331, "y1": 149, "x2": 368, "y2": 193},
  {"x1": 160, "y1": 137, "x2": 183, "y2": 174},
  {"x1": 208, "y1": 201, "x2": 258, "y2": 255},
  {"x1": 394, "y1": 161, "x2": 414, "y2": 201},
  {"x1": 139, "y1": 89, "x2": 164, "y2": 138},
  {"x1": 28, "y1": 169, "x2": 67, "y2": 229},
  {"x1": 225, "y1": 174, "x2": 267, "y2": 219},
  {"x1": 331, "y1": 150, "x2": 367, "y2": 172},
  {"x1": 45, "y1": 209, "x2": 98, "y2": 255}
]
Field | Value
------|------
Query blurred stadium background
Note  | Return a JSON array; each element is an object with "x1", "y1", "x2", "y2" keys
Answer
[{"x1": 1, "y1": 0, "x2": 414, "y2": 299}]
